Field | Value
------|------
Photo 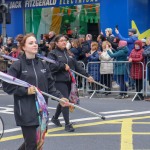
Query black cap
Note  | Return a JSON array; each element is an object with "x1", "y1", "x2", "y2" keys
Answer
[{"x1": 128, "y1": 28, "x2": 137, "y2": 34}]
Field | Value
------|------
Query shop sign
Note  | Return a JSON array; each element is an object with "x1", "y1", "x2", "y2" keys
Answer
[{"x1": 7, "y1": 0, "x2": 99, "y2": 9}]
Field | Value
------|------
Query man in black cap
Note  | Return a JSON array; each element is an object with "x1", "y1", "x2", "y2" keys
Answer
[
  {"x1": 115, "y1": 28, "x2": 138, "y2": 56},
  {"x1": 128, "y1": 28, "x2": 137, "y2": 35}
]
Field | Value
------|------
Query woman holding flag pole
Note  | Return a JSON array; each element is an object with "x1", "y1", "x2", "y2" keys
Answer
[
  {"x1": 2, "y1": 33, "x2": 69, "y2": 150},
  {"x1": 47, "y1": 34, "x2": 94, "y2": 132}
]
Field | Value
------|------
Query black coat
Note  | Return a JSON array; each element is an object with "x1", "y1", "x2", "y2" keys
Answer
[
  {"x1": 79, "y1": 41, "x2": 91, "y2": 64},
  {"x1": 3, "y1": 54, "x2": 63, "y2": 126},
  {"x1": 47, "y1": 48, "x2": 89, "y2": 82}
]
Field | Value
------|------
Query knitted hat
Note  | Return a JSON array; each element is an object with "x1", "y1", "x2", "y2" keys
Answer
[
  {"x1": 135, "y1": 40, "x2": 142, "y2": 49},
  {"x1": 141, "y1": 39, "x2": 146, "y2": 43},
  {"x1": 118, "y1": 40, "x2": 127, "y2": 47},
  {"x1": 128, "y1": 28, "x2": 137, "y2": 34}
]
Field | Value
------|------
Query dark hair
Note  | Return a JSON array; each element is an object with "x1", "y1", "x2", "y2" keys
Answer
[
  {"x1": 54, "y1": 34, "x2": 67, "y2": 43},
  {"x1": 4, "y1": 46, "x2": 11, "y2": 52},
  {"x1": 20, "y1": 33, "x2": 35, "y2": 50},
  {"x1": 64, "y1": 35, "x2": 69, "y2": 40},
  {"x1": 11, "y1": 44, "x2": 18, "y2": 49},
  {"x1": 114, "y1": 37, "x2": 120, "y2": 43},
  {"x1": 43, "y1": 34, "x2": 49, "y2": 40},
  {"x1": 16, "y1": 34, "x2": 24, "y2": 43},
  {"x1": 49, "y1": 42, "x2": 55, "y2": 51},
  {"x1": 100, "y1": 34, "x2": 106, "y2": 42}
]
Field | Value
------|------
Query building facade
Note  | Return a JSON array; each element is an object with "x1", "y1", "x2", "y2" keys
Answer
[{"x1": 0, "y1": 0, "x2": 150, "y2": 40}]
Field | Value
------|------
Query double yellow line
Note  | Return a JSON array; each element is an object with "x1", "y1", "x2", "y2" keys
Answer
[{"x1": 1, "y1": 116, "x2": 150, "y2": 150}]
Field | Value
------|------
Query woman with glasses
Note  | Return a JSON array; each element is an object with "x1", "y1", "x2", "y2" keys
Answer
[{"x1": 47, "y1": 34, "x2": 94, "y2": 132}]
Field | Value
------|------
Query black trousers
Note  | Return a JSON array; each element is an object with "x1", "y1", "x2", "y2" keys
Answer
[
  {"x1": 54, "y1": 81, "x2": 71, "y2": 125},
  {"x1": 135, "y1": 79, "x2": 143, "y2": 99},
  {"x1": 100, "y1": 74, "x2": 112, "y2": 90},
  {"x1": 18, "y1": 126, "x2": 37, "y2": 150}
]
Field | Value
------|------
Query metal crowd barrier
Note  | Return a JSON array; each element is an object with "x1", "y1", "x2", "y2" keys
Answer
[
  {"x1": 145, "y1": 61, "x2": 150, "y2": 97},
  {"x1": 1, "y1": 58, "x2": 146, "y2": 100},
  {"x1": 86, "y1": 61, "x2": 145, "y2": 100},
  {"x1": 76, "y1": 61, "x2": 86, "y2": 95}
]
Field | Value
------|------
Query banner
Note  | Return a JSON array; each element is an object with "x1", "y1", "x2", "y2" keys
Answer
[{"x1": 6, "y1": 0, "x2": 100, "y2": 9}]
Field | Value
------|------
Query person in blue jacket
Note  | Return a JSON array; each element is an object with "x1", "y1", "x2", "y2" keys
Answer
[
  {"x1": 115, "y1": 28, "x2": 138, "y2": 56},
  {"x1": 86, "y1": 41, "x2": 100, "y2": 90}
]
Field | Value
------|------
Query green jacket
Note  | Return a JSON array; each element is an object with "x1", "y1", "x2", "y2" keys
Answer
[{"x1": 107, "y1": 46, "x2": 128, "y2": 75}]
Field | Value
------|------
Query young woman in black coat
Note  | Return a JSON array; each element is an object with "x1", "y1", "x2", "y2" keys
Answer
[
  {"x1": 48, "y1": 35, "x2": 94, "y2": 132},
  {"x1": 3, "y1": 33, "x2": 68, "y2": 150}
]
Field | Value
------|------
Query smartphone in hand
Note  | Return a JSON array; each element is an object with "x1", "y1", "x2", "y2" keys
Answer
[{"x1": 115, "y1": 25, "x2": 119, "y2": 30}]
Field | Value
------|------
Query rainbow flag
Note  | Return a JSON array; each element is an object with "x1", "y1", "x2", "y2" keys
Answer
[{"x1": 0, "y1": 71, "x2": 49, "y2": 150}]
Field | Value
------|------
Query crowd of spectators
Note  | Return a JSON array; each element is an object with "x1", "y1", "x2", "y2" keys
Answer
[{"x1": 0, "y1": 27, "x2": 150, "y2": 100}]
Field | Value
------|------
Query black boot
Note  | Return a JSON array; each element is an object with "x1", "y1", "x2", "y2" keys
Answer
[
  {"x1": 51, "y1": 116, "x2": 62, "y2": 127},
  {"x1": 65, "y1": 123, "x2": 75, "y2": 132},
  {"x1": 18, "y1": 142, "x2": 25, "y2": 150}
]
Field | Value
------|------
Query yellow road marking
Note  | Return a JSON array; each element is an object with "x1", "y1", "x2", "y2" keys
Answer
[
  {"x1": 121, "y1": 119, "x2": 133, "y2": 150},
  {"x1": 46, "y1": 132, "x2": 121, "y2": 137},
  {"x1": 0, "y1": 115, "x2": 150, "y2": 145},
  {"x1": 47, "y1": 116, "x2": 150, "y2": 134},
  {"x1": 133, "y1": 132, "x2": 150, "y2": 135},
  {"x1": 0, "y1": 135, "x2": 23, "y2": 142},
  {"x1": 132, "y1": 122, "x2": 150, "y2": 124}
]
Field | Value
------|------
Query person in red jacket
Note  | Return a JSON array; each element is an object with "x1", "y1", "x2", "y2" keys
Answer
[
  {"x1": 129, "y1": 40, "x2": 145, "y2": 100},
  {"x1": 9, "y1": 45, "x2": 20, "y2": 58}
]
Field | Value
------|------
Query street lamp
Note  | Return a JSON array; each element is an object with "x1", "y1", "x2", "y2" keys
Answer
[
  {"x1": 0, "y1": 1, "x2": 8, "y2": 44},
  {"x1": 0, "y1": 3, "x2": 8, "y2": 13}
]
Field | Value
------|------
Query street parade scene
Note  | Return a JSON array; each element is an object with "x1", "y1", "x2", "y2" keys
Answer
[{"x1": 0, "y1": 0, "x2": 150, "y2": 150}]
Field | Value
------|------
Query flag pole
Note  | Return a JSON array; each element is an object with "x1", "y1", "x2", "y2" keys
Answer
[
  {"x1": 41, "y1": 91, "x2": 105, "y2": 120},
  {"x1": 0, "y1": 54, "x2": 109, "y2": 89},
  {"x1": 70, "y1": 69, "x2": 109, "y2": 89},
  {"x1": 0, "y1": 71, "x2": 105, "y2": 120},
  {"x1": 37, "y1": 54, "x2": 109, "y2": 89}
]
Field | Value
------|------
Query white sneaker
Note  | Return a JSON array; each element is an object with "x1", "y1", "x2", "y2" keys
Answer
[
  {"x1": 125, "y1": 82, "x2": 129, "y2": 87},
  {"x1": 115, "y1": 95, "x2": 124, "y2": 99},
  {"x1": 112, "y1": 82, "x2": 120, "y2": 89},
  {"x1": 124, "y1": 94, "x2": 129, "y2": 98},
  {"x1": 99, "y1": 88, "x2": 105, "y2": 92}
]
